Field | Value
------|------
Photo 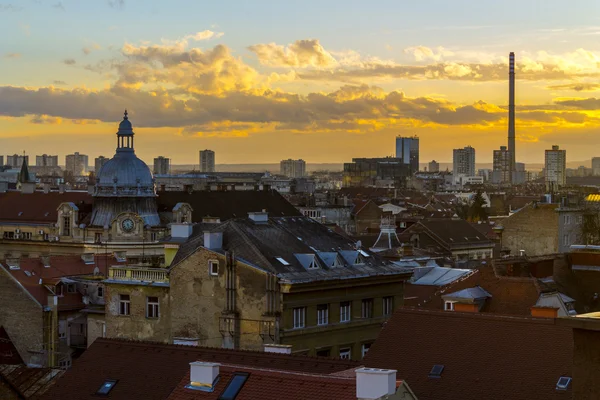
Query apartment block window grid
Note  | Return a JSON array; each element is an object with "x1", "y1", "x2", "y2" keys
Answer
[
  {"x1": 361, "y1": 298, "x2": 373, "y2": 319},
  {"x1": 293, "y1": 307, "x2": 306, "y2": 329},
  {"x1": 340, "y1": 301, "x2": 351, "y2": 323},
  {"x1": 147, "y1": 296, "x2": 159, "y2": 318},
  {"x1": 383, "y1": 296, "x2": 393, "y2": 316},
  {"x1": 317, "y1": 304, "x2": 329, "y2": 326},
  {"x1": 119, "y1": 294, "x2": 130, "y2": 315}
]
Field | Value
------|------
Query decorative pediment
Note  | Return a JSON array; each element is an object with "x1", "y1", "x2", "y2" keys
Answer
[{"x1": 172, "y1": 202, "x2": 193, "y2": 223}]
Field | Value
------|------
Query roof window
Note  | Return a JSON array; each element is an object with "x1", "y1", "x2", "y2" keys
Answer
[
  {"x1": 275, "y1": 257, "x2": 290, "y2": 266},
  {"x1": 429, "y1": 365, "x2": 444, "y2": 378},
  {"x1": 556, "y1": 376, "x2": 571, "y2": 390},
  {"x1": 218, "y1": 373, "x2": 249, "y2": 400},
  {"x1": 96, "y1": 379, "x2": 118, "y2": 395}
]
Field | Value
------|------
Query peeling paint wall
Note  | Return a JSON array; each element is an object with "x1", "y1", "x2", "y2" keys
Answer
[{"x1": 86, "y1": 313, "x2": 106, "y2": 347}]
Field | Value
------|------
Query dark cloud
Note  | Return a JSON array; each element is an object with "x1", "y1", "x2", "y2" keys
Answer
[
  {"x1": 63, "y1": 58, "x2": 76, "y2": 65},
  {"x1": 4, "y1": 53, "x2": 20, "y2": 59},
  {"x1": 107, "y1": 0, "x2": 124, "y2": 8},
  {"x1": 547, "y1": 83, "x2": 600, "y2": 92},
  {"x1": 52, "y1": 80, "x2": 68, "y2": 85},
  {"x1": 554, "y1": 98, "x2": 600, "y2": 110},
  {"x1": 52, "y1": 2, "x2": 65, "y2": 11}
]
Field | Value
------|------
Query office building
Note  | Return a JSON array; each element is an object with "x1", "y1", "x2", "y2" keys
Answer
[
  {"x1": 453, "y1": 146, "x2": 476, "y2": 177},
  {"x1": 428, "y1": 160, "x2": 440, "y2": 173},
  {"x1": 0, "y1": 155, "x2": 3, "y2": 166},
  {"x1": 7, "y1": 154, "x2": 28, "y2": 168},
  {"x1": 280, "y1": 159, "x2": 306, "y2": 178},
  {"x1": 492, "y1": 146, "x2": 511, "y2": 184},
  {"x1": 395, "y1": 136, "x2": 419, "y2": 173},
  {"x1": 592, "y1": 157, "x2": 600, "y2": 176},
  {"x1": 65, "y1": 152, "x2": 89, "y2": 176},
  {"x1": 343, "y1": 157, "x2": 412, "y2": 187},
  {"x1": 35, "y1": 154, "x2": 59, "y2": 167},
  {"x1": 545, "y1": 145, "x2": 566, "y2": 192},
  {"x1": 199, "y1": 150, "x2": 215, "y2": 173},
  {"x1": 153, "y1": 156, "x2": 170, "y2": 175},
  {"x1": 94, "y1": 156, "x2": 109, "y2": 175}
]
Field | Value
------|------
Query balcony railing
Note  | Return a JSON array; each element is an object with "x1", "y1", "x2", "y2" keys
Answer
[{"x1": 108, "y1": 265, "x2": 169, "y2": 285}]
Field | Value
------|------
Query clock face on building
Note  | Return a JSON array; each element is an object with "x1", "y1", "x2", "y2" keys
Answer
[{"x1": 121, "y1": 218, "x2": 135, "y2": 232}]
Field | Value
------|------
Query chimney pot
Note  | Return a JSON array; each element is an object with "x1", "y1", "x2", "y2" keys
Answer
[
  {"x1": 204, "y1": 231, "x2": 223, "y2": 250},
  {"x1": 263, "y1": 344, "x2": 292, "y2": 354},
  {"x1": 248, "y1": 211, "x2": 268, "y2": 223},
  {"x1": 355, "y1": 368, "x2": 397, "y2": 400},
  {"x1": 171, "y1": 223, "x2": 194, "y2": 239},
  {"x1": 188, "y1": 362, "x2": 220, "y2": 390}
]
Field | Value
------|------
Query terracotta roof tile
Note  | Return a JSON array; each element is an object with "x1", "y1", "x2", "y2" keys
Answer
[
  {"x1": 0, "y1": 191, "x2": 92, "y2": 224},
  {"x1": 41, "y1": 338, "x2": 360, "y2": 400},
  {"x1": 364, "y1": 308, "x2": 573, "y2": 400}
]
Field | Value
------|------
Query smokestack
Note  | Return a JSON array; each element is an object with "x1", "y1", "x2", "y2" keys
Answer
[{"x1": 508, "y1": 52, "x2": 516, "y2": 182}]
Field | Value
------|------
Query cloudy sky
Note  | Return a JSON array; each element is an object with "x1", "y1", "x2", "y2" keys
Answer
[{"x1": 2, "y1": 0, "x2": 600, "y2": 165}]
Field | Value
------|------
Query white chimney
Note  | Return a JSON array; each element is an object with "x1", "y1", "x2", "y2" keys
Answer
[
  {"x1": 204, "y1": 231, "x2": 223, "y2": 250},
  {"x1": 188, "y1": 362, "x2": 220, "y2": 390},
  {"x1": 171, "y1": 223, "x2": 194, "y2": 239},
  {"x1": 355, "y1": 368, "x2": 397, "y2": 400},
  {"x1": 248, "y1": 211, "x2": 268, "y2": 223},
  {"x1": 58, "y1": 184, "x2": 66, "y2": 194},
  {"x1": 43, "y1": 183, "x2": 51, "y2": 194},
  {"x1": 263, "y1": 344, "x2": 292, "y2": 354}
]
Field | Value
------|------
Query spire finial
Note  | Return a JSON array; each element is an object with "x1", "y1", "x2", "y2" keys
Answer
[{"x1": 124, "y1": 109, "x2": 128, "y2": 119}]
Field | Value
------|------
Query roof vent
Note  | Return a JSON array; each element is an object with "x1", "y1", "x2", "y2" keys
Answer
[
  {"x1": 186, "y1": 362, "x2": 220, "y2": 392},
  {"x1": 263, "y1": 344, "x2": 292, "y2": 354},
  {"x1": 248, "y1": 211, "x2": 268, "y2": 223},
  {"x1": 355, "y1": 368, "x2": 397, "y2": 400}
]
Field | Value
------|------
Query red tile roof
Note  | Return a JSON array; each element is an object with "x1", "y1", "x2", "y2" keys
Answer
[
  {"x1": 167, "y1": 364, "x2": 357, "y2": 400},
  {"x1": 364, "y1": 308, "x2": 573, "y2": 400},
  {"x1": 40, "y1": 338, "x2": 360, "y2": 400},
  {"x1": 0, "y1": 191, "x2": 92, "y2": 224},
  {"x1": 0, "y1": 326, "x2": 23, "y2": 365},
  {"x1": 0, "y1": 254, "x2": 121, "y2": 306}
]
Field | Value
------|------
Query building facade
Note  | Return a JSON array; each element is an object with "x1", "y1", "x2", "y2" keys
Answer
[
  {"x1": 428, "y1": 160, "x2": 440, "y2": 173},
  {"x1": 153, "y1": 156, "x2": 170, "y2": 175},
  {"x1": 343, "y1": 157, "x2": 412, "y2": 187},
  {"x1": 36, "y1": 154, "x2": 59, "y2": 167},
  {"x1": 395, "y1": 136, "x2": 419, "y2": 173},
  {"x1": 453, "y1": 146, "x2": 476, "y2": 177},
  {"x1": 592, "y1": 157, "x2": 600, "y2": 176},
  {"x1": 199, "y1": 150, "x2": 215, "y2": 173},
  {"x1": 545, "y1": 145, "x2": 566, "y2": 192},
  {"x1": 65, "y1": 152, "x2": 89, "y2": 176},
  {"x1": 492, "y1": 146, "x2": 511, "y2": 184},
  {"x1": 94, "y1": 156, "x2": 109, "y2": 174},
  {"x1": 7, "y1": 154, "x2": 28, "y2": 168},
  {"x1": 280, "y1": 159, "x2": 306, "y2": 178}
]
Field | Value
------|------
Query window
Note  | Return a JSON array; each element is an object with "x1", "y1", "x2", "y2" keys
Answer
[
  {"x1": 383, "y1": 296, "x2": 393, "y2": 316},
  {"x1": 151, "y1": 232, "x2": 158, "y2": 241},
  {"x1": 444, "y1": 301, "x2": 455, "y2": 311},
  {"x1": 94, "y1": 233, "x2": 102, "y2": 243},
  {"x1": 96, "y1": 379, "x2": 118, "y2": 395},
  {"x1": 563, "y1": 234, "x2": 569, "y2": 247},
  {"x1": 119, "y1": 294, "x2": 130, "y2": 315},
  {"x1": 316, "y1": 348, "x2": 331, "y2": 357},
  {"x1": 56, "y1": 284, "x2": 64, "y2": 297},
  {"x1": 3, "y1": 231, "x2": 14, "y2": 239},
  {"x1": 362, "y1": 343, "x2": 371, "y2": 358},
  {"x1": 209, "y1": 260, "x2": 219, "y2": 276},
  {"x1": 146, "y1": 296, "x2": 159, "y2": 318},
  {"x1": 429, "y1": 365, "x2": 444, "y2": 378},
  {"x1": 67, "y1": 284, "x2": 76, "y2": 293},
  {"x1": 218, "y1": 372, "x2": 249, "y2": 400},
  {"x1": 317, "y1": 304, "x2": 329, "y2": 326},
  {"x1": 339, "y1": 347, "x2": 351, "y2": 360},
  {"x1": 564, "y1": 215, "x2": 571, "y2": 225},
  {"x1": 58, "y1": 320, "x2": 66, "y2": 339},
  {"x1": 361, "y1": 298, "x2": 373, "y2": 319},
  {"x1": 62, "y1": 216, "x2": 71, "y2": 236},
  {"x1": 293, "y1": 307, "x2": 306, "y2": 329},
  {"x1": 58, "y1": 359, "x2": 72, "y2": 369},
  {"x1": 340, "y1": 301, "x2": 351, "y2": 323},
  {"x1": 556, "y1": 376, "x2": 571, "y2": 391},
  {"x1": 97, "y1": 285, "x2": 104, "y2": 298},
  {"x1": 22, "y1": 232, "x2": 32, "y2": 240}
]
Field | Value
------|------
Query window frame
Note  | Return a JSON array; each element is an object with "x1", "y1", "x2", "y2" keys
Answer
[
  {"x1": 361, "y1": 298, "x2": 373, "y2": 319},
  {"x1": 339, "y1": 347, "x2": 351, "y2": 360},
  {"x1": 317, "y1": 304, "x2": 329, "y2": 326},
  {"x1": 146, "y1": 296, "x2": 160, "y2": 319},
  {"x1": 209, "y1": 260, "x2": 219, "y2": 276},
  {"x1": 340, "y1": 301, "x2": 351, "y2": 323},
  {"x1": 383, "y1": 296, "x2": 393, "y2": 316},
  {"x1": 97, "y1": 285, "x2": 104, "y2": 298},
  {"x1": 119, "y1": 294, "x2": 130, "y2": 316},
  {"x1": 292, "y1": 307, "x2": 306, "y2": 329},
  {"x1": 444, "y1": 301, "x2": 455, "y2": 311},
  {"x1": 62, "y1": 216, "x2": 71, "y2": 236},
  {"x1": 67, "y1": 284, "x2": 76, "y2": 293},
  {"x1": 361, "y1": 343, "x2": 372, "y2": 358}
]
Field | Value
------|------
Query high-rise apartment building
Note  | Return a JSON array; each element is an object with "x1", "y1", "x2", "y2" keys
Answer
[
  {"x1": 199, "y1": 150, "x2": 215, "y2": 173},
  {"x1": 65, "y1": 152, "x2": 89, "y2": 176},
  {"x1": 94, "y1": 156, "x2": 109, "y2": 175},
  {"x1": 545, "y1": 145, "x2": 566, "y2": 191},
  {"x1": 7, "y1": 154, "x2": 28, "y2": 168},
  {"x1": 280, "y1": 159, "x2": 306, "y2": 178},
  {"x1": 36, "y1": 154, "x2": 59, "y2": 167},
  {"x1": 452, "y1": 146, "x2": 476, "y2": 177},
  {"x1": 0, "y1": 155, "x2": 4, "y2": 166},
  {"x1": 492, "y1": 146, "x2": 511, "y2": 184},
  {"x1": 153, "y1": 156, "x2": 170, "y2": 175},
  {"x1": 395, "y1": 136, "x2": 419, "y2": 173},
  {"x1": 428, "y1": 160, "x2": 440, "y2": 173},
  {"x1": 592, "y1": 157, "x2": 600, "y2": 176}
]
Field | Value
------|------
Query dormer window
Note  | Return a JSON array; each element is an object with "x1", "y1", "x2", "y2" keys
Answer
[{"x1": 62, "y1": 216, "x2": 71, "y2": 236}]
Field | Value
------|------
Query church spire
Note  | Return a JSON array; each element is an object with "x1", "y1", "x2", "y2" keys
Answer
[{"x1": 17, "y1": 157, "x2": 31, "y2": 184}]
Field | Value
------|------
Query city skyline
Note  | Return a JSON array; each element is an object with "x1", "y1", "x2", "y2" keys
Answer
[{"x1": 2, "y1": 1, "x2": 600, "y2": 163}]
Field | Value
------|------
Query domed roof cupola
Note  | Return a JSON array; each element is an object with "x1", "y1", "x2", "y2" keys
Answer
[{"x1": 116, "y1": 110, "x2": 135, "y2": 153}]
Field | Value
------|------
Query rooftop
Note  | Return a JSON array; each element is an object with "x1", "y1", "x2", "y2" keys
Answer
[{"x1": 0, "y1": 191, "x2": 92, "y2": 224}]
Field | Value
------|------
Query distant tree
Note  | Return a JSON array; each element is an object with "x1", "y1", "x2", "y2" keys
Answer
[{"x1": 468, "y1": 190, "x2": 488, "y2": 222}]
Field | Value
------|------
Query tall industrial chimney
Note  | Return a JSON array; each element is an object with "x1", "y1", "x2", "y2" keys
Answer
[{"x1": 508, "y1": 52, "x2": 516, "y2": 182}]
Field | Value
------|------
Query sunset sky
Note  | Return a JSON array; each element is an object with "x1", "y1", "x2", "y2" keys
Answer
[{"x1": 2, "y1": 0, "x2": 600, "y2": 165}]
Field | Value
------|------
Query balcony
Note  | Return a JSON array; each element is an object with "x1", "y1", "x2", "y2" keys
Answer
[{"x1": 106, "y1": 265, "x2": 169, "y2": 286}]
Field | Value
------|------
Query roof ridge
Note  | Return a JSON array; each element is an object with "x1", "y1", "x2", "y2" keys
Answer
[
  {"x1": 395, "y1": 306, "x2": 560, "y2": 325},
  {"x1": 214, "y1": 363, "x2": 356, "y2": 381}
]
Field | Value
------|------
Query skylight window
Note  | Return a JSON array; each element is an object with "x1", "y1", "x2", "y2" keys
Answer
[
  {"x1": 96, "y1": 379, "x2": 118, "y2": 395},
  {"x1": 358, "y1": 249, "x2": 370, "y2": 257},
  {"x1": 556, "y1": 376, "x2": 571, "y2": 391},
  {"x1": 276, "y1": 257, "x2": 290, "y2": 266},
  {"x1": 429, "y1": 365, "x2": 444, "y2": 378},
  {"x1": 218, "y1": 373, "x2": 249, "y2": 400}
]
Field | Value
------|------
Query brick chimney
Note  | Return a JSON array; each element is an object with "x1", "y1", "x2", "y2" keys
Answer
[
  {"x1": 355, "y1": 368, "x2": 397, "y2": 400},
  {"x1": 530, "y1": 306, "x2": 559, "y2": 318}
]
